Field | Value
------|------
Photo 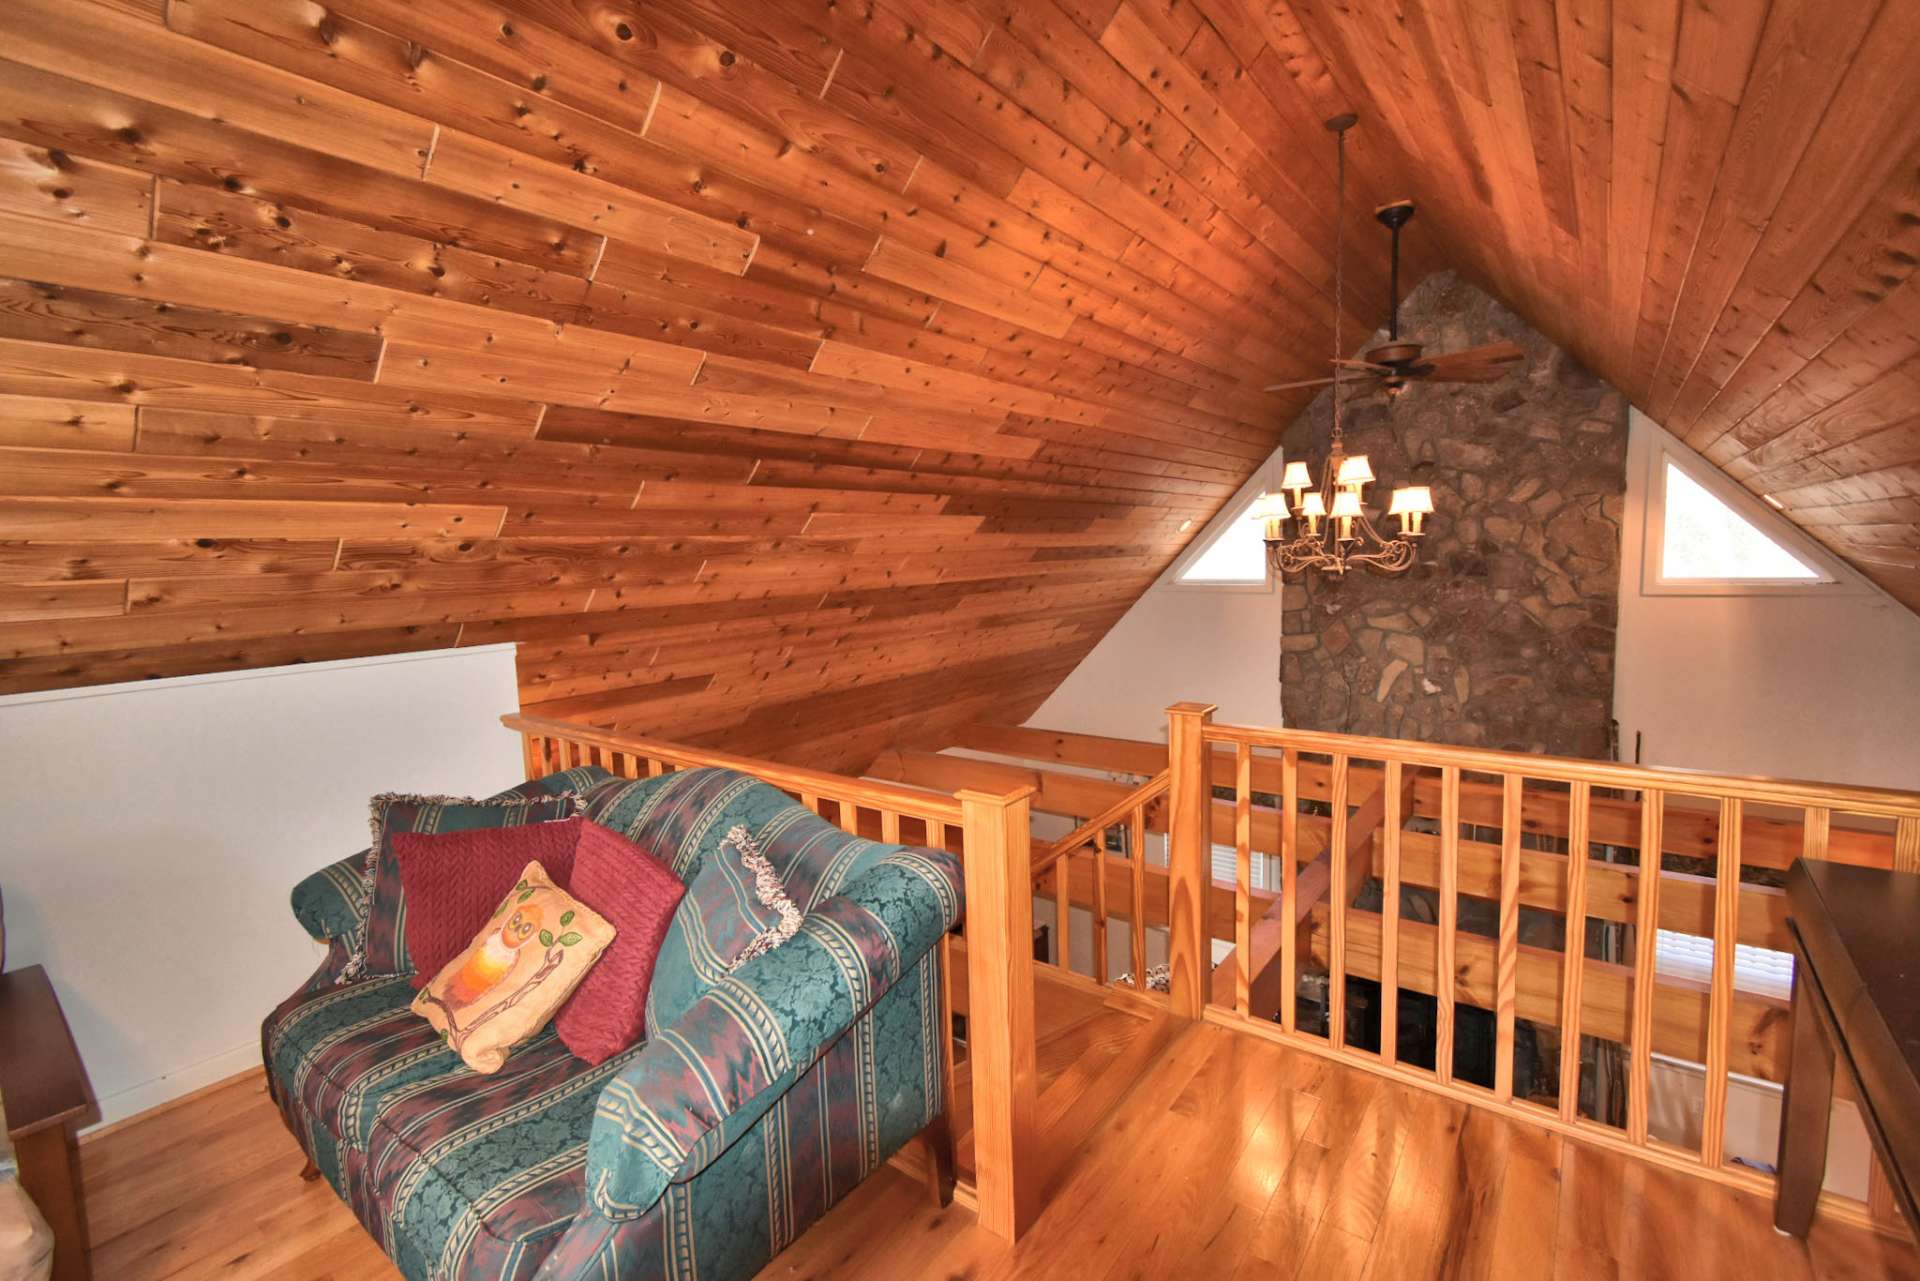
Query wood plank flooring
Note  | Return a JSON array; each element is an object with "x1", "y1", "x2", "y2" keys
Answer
[{"x1": 82, "y1": 1020, "x2": 1919, "y2": 1280}]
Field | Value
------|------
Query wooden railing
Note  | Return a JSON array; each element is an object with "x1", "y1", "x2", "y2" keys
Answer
[
  {"x1": 1158, "y1": 702, "x2": 1920, "y2": 1230},
  {"x1": 1028, "y1": 768, "x2": 1170, "y2": 994},
  {"x1": 503, "y1": 714, "x2": 1042, "y2": 1241}
]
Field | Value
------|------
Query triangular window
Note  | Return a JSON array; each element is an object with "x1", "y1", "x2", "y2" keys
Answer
[
  {"x1": 1658, "y1": 460, "x2": 1824, "y2": 583},
  {"x1": 1174, "y1": 488, "x2": 1270, "y2": 586}
]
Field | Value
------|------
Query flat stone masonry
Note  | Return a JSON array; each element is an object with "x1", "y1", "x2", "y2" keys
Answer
[{"x1": 1279, "y1": 272, "x2": 1628, "y2": 759}]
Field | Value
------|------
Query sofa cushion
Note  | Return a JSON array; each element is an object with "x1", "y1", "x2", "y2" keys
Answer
[
  {"x1": 263, "y1": 973, "x2": 640, "y2": 1280},
  {"x1": 394, "y1": 817, "x2": 590, "y2": 986},
  {"x1": 352, "y1": 791, "x2": 581, "y2": 981},
  {"x1": 555, "y1": 823, "x2": 685, "y2": 1064}
]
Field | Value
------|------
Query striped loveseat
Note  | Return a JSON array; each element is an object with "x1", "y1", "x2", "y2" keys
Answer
[{"x1": 262, "y1": 764, "x2": 964, "y2": 1281}]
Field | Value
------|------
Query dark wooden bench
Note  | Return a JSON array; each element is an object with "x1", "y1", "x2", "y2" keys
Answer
[
  {"x1": 0, "y1": 964, "x2": 96, "y2": 1281},
  {"x1": 1775, "y1": 860, "x2": 1919, "y2": 1237}
]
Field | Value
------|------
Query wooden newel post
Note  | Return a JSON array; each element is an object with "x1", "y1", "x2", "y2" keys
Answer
[
  {"x1": 1165, "y1": 702, "x2": 1217, "y2": 1019},
  {"x1": 957, "y1": 785, "x2": 1039, "y2": 1241}
]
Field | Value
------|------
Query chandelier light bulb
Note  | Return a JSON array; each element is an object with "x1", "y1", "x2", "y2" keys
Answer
[
  {"x1": 1280, "y1": 461, "x2": 1314, "y2": 493},
  {"x1": 1335, "y1": 454, "x2": 1374, "y2": 488},
  {"x1": 1329, "y1": 489, "x2": 1363, "y2": 520},
  {"x1": 1389, "y1": 485, "x2": 1432, "y2": 536},
  {"x1": 1247, "y1": 491, "x2": 1291, "y2": 540},
  {"x1": 1299, "y1": 490, "x2": 1327, "y2": 519}
]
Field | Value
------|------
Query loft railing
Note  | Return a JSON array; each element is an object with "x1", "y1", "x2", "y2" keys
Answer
[
  {"x1": 506, "y1": 706, "x2": 1920, "y2": 1242},
  {"x1": 1029, "y1": 768, "x2": 1171, "y2": 994},
  {"x1": 1158, "y1": 701, "x2": 1920, "y2": 1234},
  {"x1": 502, "y1": 714, "x2": 1042, "y2": 1241}
]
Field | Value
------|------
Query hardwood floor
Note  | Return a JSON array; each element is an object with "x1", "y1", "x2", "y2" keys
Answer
[{"x1": 82, "y1": 1019, "x2": 1918, "y2": 1280}]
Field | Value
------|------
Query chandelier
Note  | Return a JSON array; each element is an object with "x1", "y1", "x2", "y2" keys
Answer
[{"x1": 1249, "y1": 114, "x2": 1433, "y2": 578}]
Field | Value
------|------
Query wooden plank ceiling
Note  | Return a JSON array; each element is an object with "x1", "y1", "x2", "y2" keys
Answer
[
  {"x1": 1279, "y1": 0, "x2": 1920, "y2": 611},
  {"x1": 0, "y1": 0, "x2": 1915, "y2": 772}
]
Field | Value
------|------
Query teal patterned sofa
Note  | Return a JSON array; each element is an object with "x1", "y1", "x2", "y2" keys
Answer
[{"x1": 263, "y1": 764, "x2": 964, "y2": 1281}]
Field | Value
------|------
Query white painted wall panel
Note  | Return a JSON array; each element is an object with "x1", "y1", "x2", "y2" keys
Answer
[{"x1": 0, "y1": 645, "x2": 523, "y2": 1126}]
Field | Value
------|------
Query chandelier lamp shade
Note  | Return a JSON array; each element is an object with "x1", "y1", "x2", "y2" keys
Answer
[{"x1": 1252, "y1": 114, "x2": 1431, "y2": 579}]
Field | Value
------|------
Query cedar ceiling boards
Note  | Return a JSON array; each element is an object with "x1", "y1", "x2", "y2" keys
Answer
[
  {"x1": 0, "y1": 0, "x2": 1421, "y2": 771},
  {"x1": 1280, "y1": 0, "x2": 1920, "y2": 613},
  {"x1": 4, "y1": 0, "x2": 1919, "y2": 776}
]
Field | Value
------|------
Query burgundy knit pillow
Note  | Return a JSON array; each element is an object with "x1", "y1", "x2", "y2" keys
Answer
[
  {"x1": 555, "y1": 823, "x2": 686, "y2": 1064},
  {"x1": 394, "y1": 817, "x2": 588, "y2": 989}
]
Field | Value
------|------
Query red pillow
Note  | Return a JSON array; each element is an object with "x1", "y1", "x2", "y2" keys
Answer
[
  {"x1": 394, "y1": 817, "x2": 587, "y2": 988},
  {"x1": 556, "y1": 823, "x2": 686, "y2": 1064}
]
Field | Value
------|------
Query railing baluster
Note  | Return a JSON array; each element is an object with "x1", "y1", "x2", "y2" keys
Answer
[
  {"x1": 1494, "y1": 774, "x2": 1522, "y2": 1101},
  {"x1": 1897, "y1": 816, "x2": 1920, "y2": 873},
  {"x1": 522, "y1": 733, "x2": 543, "y2": 779},
  {"x1": 1053, "y1": 855, "x2": 1071, "y2": 971},
  {"x1": 838, "y1": 799, "x2": 860, "y2": 836},
  {"x1": 647, "y1": 756, "x2": 665, "y2": 778},
  {"x1": 1701, "y1": 798, "x2": 1742, "y2": 1166},
  {"x1": 1627, "y1": 789, "x2": 1665, "y2": 1145},
  {"x1": 1129, "y1": 805, "x2": 1147, "y2": 992},
  {"x1": 1436, "y1": 764, "x2": 1459, "y2": 1085},
  {"x1": 1558, "y1": 780, "x2": 1591, "y2": 1123},
  {"x1": 1802, "y1": 805, "x2": 1829, "y2": 861},
  {"x1": 1380, "y1": 759, "x2": 1403, "y2": 1066},
  {"x1": 1328, "y1": 754, "x2": 1350, "y2": 1050},
  {"x1": 1093, "y1": 825, "x2": 1110, "y2": 985},
  {"x1": 1280, "y1": 748, "x2": 1300, "y2": 1034},
  {"x1": 882, "y1": 810, "x2": 901, "y2": 844},
  {"x1": 1234, "y1": 743, "x2": 1252, "y2": 1016}
]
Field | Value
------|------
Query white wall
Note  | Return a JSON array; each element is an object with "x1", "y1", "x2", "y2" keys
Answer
[
  {"x1": 1615, "y1": 411, "x2": 1920, "y2": 790},
  {"x1": 1026, "y1": 451, "x2": 1287, "y2": 743},
  {"x1": 0, "y1": 646, "x2": 524, "y2": 1127}
]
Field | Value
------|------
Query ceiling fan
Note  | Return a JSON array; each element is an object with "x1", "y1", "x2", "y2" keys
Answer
[{"x1": 1265, "y1": 155, "x2": 1524, "y2": 397}]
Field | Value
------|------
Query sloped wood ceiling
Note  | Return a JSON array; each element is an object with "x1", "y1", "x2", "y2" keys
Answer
[
  {"x1": 3, "y1": 0, "x2": 1916, "y2": 773},
  {"x1": 0, "y1": 0, "x2": 1424, "y2": 769},
  {"x1": 1276, "y1": 0, "x2": 1920, "y2": 611}
]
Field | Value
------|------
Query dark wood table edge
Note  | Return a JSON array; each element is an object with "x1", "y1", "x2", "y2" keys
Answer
[{"x1": 1775, "y1": 918, "x2": 1919, "y2": 1238}]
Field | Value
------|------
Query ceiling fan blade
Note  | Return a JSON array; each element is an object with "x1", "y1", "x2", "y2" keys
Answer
[
  {"x1": 1420, "y1": 365, "x2": 1518, "y2": 384},
  {"x1": 1420, "y1": 341, "x2": 1525, "y2": 373},
  {"x1": 1264, "y1": 375, "x2": 1374, "y2": 392},
  {"x1": 1332, "y1": 357, "x2": 1394, "y2": 372}
]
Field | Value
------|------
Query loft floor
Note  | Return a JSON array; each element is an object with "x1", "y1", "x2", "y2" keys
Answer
[{"x1": 83, "y1": 978, "x2": 1917, "y2": 1281}]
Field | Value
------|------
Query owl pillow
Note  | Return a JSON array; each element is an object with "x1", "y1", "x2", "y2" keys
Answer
[{"x1": 412, "y1": 860, "x2": 615, "y2": 1073}]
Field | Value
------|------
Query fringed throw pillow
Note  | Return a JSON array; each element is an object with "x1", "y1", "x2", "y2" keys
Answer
[
  {"x1": 345, "y1": 790, "x2": 580, "y2": 981},
  {"x1": 644, "y1": 823, "x2": 803, "y2": 1034}
]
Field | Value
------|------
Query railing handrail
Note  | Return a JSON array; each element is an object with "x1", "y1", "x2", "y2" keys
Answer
[
  {"x1": 1200, "y1": 718, "x2": 1920, "y2": 818},
  {"x1": 503, "y1": 713, "x2": 970, "y2": 825},
  {"x1": 1032, "y1": 768, "x2": 1171, "y2": 876}
]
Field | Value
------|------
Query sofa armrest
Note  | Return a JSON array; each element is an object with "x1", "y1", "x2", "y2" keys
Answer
[
  {"x1": 583, "y1": 848, "x2": 963, "y2": 1220},
  {"x1": 290, "y1": 851, "x2": 369, "y2": 942}
]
